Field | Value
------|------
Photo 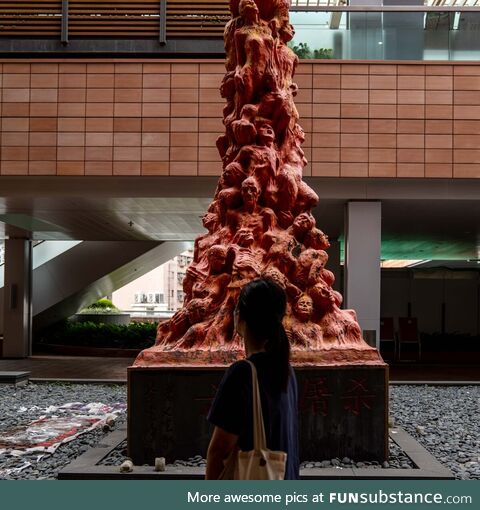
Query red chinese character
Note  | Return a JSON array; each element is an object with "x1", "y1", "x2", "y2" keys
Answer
[
  {"x1": 299, "y1": 377, "x2": 332, "y2": 417},
  {"x1": 341, "y1": 378, "x2": 375, "y2": 416}
]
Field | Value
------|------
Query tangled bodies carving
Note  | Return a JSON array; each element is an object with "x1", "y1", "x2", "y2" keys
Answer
[{"x1": 135, "y1": 0, "x2": 380, "y2": 367}]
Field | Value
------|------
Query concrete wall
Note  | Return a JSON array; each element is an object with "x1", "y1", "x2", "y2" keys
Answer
[{"x1": 1, "y1": 59, "x2": 480, "y2": 178}]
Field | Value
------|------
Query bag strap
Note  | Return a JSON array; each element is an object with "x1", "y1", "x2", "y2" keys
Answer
[{"x1": 245, "y1": 360, "x2": 267, "y2": 452}]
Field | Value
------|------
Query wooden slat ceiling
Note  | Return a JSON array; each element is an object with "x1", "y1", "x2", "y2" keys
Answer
[
  {"x1": 0, "y1": 0, "x2": 231, "y2": 38},
  {"x1": 0, "y1": 2, "x2": 62, "y2": 37},
  {"x1": 1, "y1": 1, "x2": 479, "y2": 39}
]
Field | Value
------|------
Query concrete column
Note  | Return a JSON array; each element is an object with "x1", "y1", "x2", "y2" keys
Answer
[
  {"x1": 344, "y1": 202, "x2": 381, "y2": 348},
  {"x1": 2, "y1": 239, "x2": 32, "y2": 358}
]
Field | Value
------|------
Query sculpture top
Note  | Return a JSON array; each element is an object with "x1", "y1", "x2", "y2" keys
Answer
[{"x1": 134, "y1": 0, "x2": 383, "y2": 367}]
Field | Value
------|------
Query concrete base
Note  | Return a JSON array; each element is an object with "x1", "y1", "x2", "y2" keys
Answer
[
  {"x1": 0, "y1": 371, "x2": 30, "y2": 386},
  {"x1": 128, "y1": 363, "x2": 388, "y2": 465},
  {"x1": 59, "y1": 426, "x2": 453, "y2": 480}
]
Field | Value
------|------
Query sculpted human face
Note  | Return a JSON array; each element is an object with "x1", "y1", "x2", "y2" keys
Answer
[
  {"x1": 293, "y1": 213, "x2": 313, "y2": 235},
  {"x1": 310, "y1": 252, "x2": 328, "y2": 274},
  {"x1": 258, "y1": 123, "x2": 275, "y2": 146},
  {"x1": 241, "y1": 178, "x2": 260, "y2": 207},
  {"x1": 208, "y1": 246, "x2": 226, "y2": 273},
  {"x1": 236, "y1": 228, "x2": 254, "y2": 247},
  {"x1": 318, "y1": 230, "x2": 329, "y2": 247},
  {"x1": 202, "y1": 213, "x2": 217, "y2": 233},
  {"x1": 239, "y1": 0, "x2": 259, "y2": 22},
  {"x1": 295, "y1": 295, "x2": 313, "y2": 322},
  {"x1": 280, "y1": 22, "x2": 295, "y2": 43},
  {"x1": 223, "y1": 162, "x2": 243, "y2": 187},
  {"x1": 308, "y1": 229, "x2": 329, "y2": 250},
  {"x1": 314, "y1": 281, "x2": 335, "y2": 308},
  {"x1": 297, "y1": 125, "x2": 305, "y2": 143}
]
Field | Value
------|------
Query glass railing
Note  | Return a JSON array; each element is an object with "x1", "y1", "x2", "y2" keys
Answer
[
  {"x1": 289, "y1": 10, "x2": 480, "y2": 61},
  {"x1": 0, "y1": 240, "x2": 46, "y2": 268}
]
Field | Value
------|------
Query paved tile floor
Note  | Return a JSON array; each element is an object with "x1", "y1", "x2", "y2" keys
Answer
[
  {"x1": 0, "y1": 355, "x2": 134, "y2": 381},
  {"x1": 0, "y1": 355, "x2": 478, "y2": 382}
]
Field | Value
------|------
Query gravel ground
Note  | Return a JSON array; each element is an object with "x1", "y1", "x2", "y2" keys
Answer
[
  {"x1": 0, "y1": 382, "x2": 478, "y2": 479},
  {"x1": 0, "y1": 382, "x2": 126, "y2": 480},
  {"x1": 390, "y1": 385, "x2": 480, "y2": 480},
  {"x1": 98, "y1": 437, "x2": 414, "y2": 470}
]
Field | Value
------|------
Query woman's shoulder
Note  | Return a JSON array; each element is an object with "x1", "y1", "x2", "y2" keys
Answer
[
  {"x1": 228, "y1": 359, "x2": 251, "y2": 374},
  {"x1": 226, "y1": 359, "x2": 252, "y2": 379}
]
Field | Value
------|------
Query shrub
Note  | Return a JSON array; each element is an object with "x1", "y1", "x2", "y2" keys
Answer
[
  {"x1": 35, "y1": 320, "x2": 157, "y2": 349},
  {"x1": 79, "y1": 297, "x2": 119, "y2": 314},
  {"x1": 288, "y1": 41, "x2": 334, "y2": 60}
]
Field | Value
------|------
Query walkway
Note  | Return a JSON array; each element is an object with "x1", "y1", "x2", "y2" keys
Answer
[
  {"x1": 0, "y1": 356, "x2": 479, "y2": 383},
  {"x1": 0, "y1": 355, "x2": 134, "y2": 382}
]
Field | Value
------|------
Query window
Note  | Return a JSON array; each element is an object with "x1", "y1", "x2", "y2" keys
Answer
[
  {"x1": 135, "y1": 292, "x2": 163, "y2": 304},
  {"x1": 134, "y1": 293, "x2": 148, "y2": 304}
]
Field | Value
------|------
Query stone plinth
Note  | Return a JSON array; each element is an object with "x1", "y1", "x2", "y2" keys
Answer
[
  {"x1": 0, "y1": 371, "x2": 30, "y2": 386},
  {"x1": 128, "y1": 362, "x2": 388, "y2": 465}
]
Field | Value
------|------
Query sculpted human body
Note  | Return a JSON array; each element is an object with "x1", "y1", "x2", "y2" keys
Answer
[
  {"x1": 214, "y1": 162, "x2": 247, "y2": 223},
  {"x1": 284, "y1": 294, "x2": 323, "y2": 349},
  {"x1": 137, "y1": 0, "x2": 377, "y2": 365},
  {"x1": 234, "y1": 1, "x2": 275, "y2": 114},
  {"x1": 227, "y1": 176, "x2": 276, "y2": 238}
]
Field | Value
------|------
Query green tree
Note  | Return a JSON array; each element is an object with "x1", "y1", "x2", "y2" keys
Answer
[
  {"x1": 313, "y1": 48, "x2": 333, "y2": 59},
  {"x1": 289, "y1": 42, "x2": 312, "y2": 59}
]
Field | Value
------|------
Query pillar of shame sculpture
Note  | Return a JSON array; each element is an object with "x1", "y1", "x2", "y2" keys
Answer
[{"x1": 135, "y1": 0, "x2": 382, "y2": 367}]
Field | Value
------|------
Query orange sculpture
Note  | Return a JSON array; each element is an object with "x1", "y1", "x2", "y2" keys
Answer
[{"x1": 134, "y1": 0, "x2": 381, "y2": 367}]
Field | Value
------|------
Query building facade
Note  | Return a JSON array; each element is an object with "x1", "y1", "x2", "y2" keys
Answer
[{"x1": 0, "y1": 1, "x2": 479, "y2": 359}]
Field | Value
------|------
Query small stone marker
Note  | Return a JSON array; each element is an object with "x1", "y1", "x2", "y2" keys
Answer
[{"x1": 154, "y1": 457, "x2": 166, "y2": 472}]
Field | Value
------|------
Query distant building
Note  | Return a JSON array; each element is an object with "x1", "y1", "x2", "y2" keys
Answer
[
  {"x1": 164, "y1": 251, "x2": 194, "y2": 311},
  {"x1": 112, "y1": 249, "x2": 194, "y2": 318}
]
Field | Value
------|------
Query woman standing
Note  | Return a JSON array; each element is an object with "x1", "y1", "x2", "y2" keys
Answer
[{"x1": 206, "y1": 278, "x2": 299, "y2": 480}]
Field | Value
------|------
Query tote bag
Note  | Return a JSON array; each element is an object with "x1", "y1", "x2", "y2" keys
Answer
[{"x1": 219, "y1": 360, "x2": 287, "y2": 480}]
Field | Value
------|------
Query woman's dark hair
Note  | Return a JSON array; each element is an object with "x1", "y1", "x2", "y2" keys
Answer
[{"x1": 237, "y1": 278, "x2": 290, "y2": 391}]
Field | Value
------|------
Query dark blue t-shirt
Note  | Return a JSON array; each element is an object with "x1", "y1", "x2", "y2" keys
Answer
[{"x1": 207, "y1": 352, "x2": 299, "y2": 480}]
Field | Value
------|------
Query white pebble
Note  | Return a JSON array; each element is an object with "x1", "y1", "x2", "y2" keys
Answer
[{"x1": 120, "y1": 460, "x2": 133, "y2": 473}]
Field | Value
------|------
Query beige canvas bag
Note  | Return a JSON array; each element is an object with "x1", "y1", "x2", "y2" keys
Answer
[{"x1": 219, "y1": 360, "x2": 287, "y2": 480}]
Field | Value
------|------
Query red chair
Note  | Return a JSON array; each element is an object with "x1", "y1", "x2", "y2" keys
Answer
[
  {"x1": 380, "y1": 317, "x2": 396, "y2": 361},
  {"x1": 398, "y1": 317, "x2": 421, "y2": 362}
]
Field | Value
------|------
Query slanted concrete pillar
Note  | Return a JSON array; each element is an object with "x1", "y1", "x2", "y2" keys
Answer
[
  {"x1": 2, "y1": 239, "x2": 32, "y2": 358},
  {"x1": 344, "y1": 201, "x2": 381, "y2": 348}
]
